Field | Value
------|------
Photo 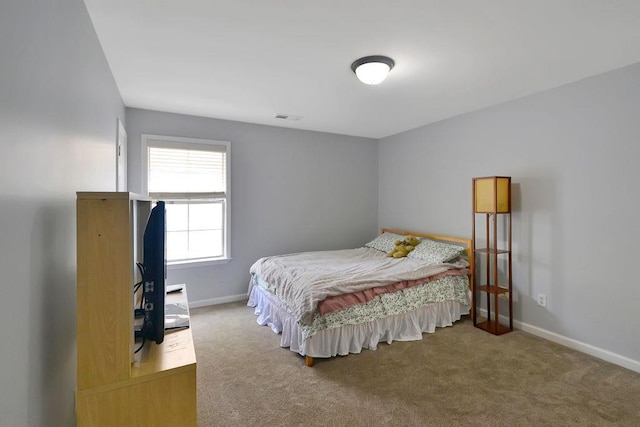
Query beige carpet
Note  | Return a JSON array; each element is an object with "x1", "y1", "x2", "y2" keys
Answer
[{"x1": 191, "y1": 301, "x2": 640, "y2": 426}]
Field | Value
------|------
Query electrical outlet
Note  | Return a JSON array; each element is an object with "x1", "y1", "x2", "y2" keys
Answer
[{"x1": 537, "y1": 293, "x2": 547, "y2": 307}]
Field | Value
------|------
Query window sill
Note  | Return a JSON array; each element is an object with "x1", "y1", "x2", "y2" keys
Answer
[{"x1": 167, "y1": 257, "x2": 231, "y2": 270}]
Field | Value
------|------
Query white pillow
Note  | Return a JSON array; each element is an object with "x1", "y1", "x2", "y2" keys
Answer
[
  {"x1": 407, "y1": 238, "x2": 465, "y2": 264},
  {"x1": 364, "y1": 232, "x2": 405, "y2": 253}
]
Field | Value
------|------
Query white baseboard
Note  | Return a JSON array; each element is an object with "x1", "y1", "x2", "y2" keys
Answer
[
  {"x1": 189, "y1": 293, "x2": 247, "y2": 309},
  {"x1": 476, "y1": 309, "x2": 640, "y2": 374},
  {"x1": 517, "y1": 322, "x2": 640, "y2": 373}
]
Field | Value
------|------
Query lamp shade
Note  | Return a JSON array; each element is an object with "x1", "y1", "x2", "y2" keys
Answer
[
  {"x1": 473, "y1": 176, "x2": 511, "y2": 213},
  {"x1": 351, "y1": 55, "x2": 395, "y2": 85}
]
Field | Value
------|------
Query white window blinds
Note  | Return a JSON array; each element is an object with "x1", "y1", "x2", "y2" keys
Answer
[{"x1": 147, "y1": 140, "x2": 227, "y2": 199}]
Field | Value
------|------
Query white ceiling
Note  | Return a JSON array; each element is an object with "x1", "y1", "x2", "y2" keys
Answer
[{"x1": 84, "y1": 0, "x2": 640, "y2": 139}]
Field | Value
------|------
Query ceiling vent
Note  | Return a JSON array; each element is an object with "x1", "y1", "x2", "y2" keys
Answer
[{"x1": 275, "y1": 113, "x2": 303, "y2": 121}]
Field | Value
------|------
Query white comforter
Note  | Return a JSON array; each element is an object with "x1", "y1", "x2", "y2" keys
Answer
[{"x1": 249, "y1": 247, "x2": 467, "y2": 325}]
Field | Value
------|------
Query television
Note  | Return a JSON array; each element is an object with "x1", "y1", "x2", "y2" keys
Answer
[{"x1": 141, "y1": 200, "x2": 166, "y2": 345}]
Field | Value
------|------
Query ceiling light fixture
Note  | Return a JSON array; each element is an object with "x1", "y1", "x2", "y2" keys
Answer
[{"x1": 351, "y1": 55, "x2": 395, "y2": 85}]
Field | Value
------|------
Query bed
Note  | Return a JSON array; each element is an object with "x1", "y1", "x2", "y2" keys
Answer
[{"x1": 247, "y1": 228, "x2": 473, "y2": 366}]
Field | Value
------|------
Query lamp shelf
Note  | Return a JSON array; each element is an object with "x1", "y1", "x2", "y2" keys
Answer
[
  {"x1": 471, "y1": 176, "x2": 513, "y2": 335},
  {"x1": 474, "y1": 248, "x2": 510, "y2": 255},
  {"x1": 474, "y1": 320, "x2": 512, "y2": 336},
  {"x1": 476, "y1": 285, "x2": 510, "y2": 294}
]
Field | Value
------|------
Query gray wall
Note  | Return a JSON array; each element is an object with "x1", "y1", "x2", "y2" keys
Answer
[
  {"x1": 0, "y1": 0, "x2": 125, "y2": 426},
  {"x1": 379, "y1": 62, "x2": 640, "y2": 366},
  {"x1": 126, "y1": 108, "x2": 379, "y2": 303}
]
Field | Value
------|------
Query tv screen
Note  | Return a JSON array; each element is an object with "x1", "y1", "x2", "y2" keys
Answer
[{"x1": 142, "y1": 200, "x2": 166, "y2": 345}]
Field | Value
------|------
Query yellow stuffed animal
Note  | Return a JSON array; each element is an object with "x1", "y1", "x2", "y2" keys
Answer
[{"x1": 387, "y1": 235, "x2": 420, "y2": 258}]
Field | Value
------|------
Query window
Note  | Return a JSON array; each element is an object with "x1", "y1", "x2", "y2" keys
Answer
[{"x1": 142, "y1": 135, "x2": 230, "y2": 266}]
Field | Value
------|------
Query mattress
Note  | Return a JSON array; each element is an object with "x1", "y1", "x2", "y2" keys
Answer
[
  {"x1": 247, "y1": 240, "x2": 473, "y2": 359},
  {"x1": 247, "y1": 266, "x2": 471, "y2": 358},
  {"x1": 249, "y1": 247, "x2": 469, "y2": 326}
]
